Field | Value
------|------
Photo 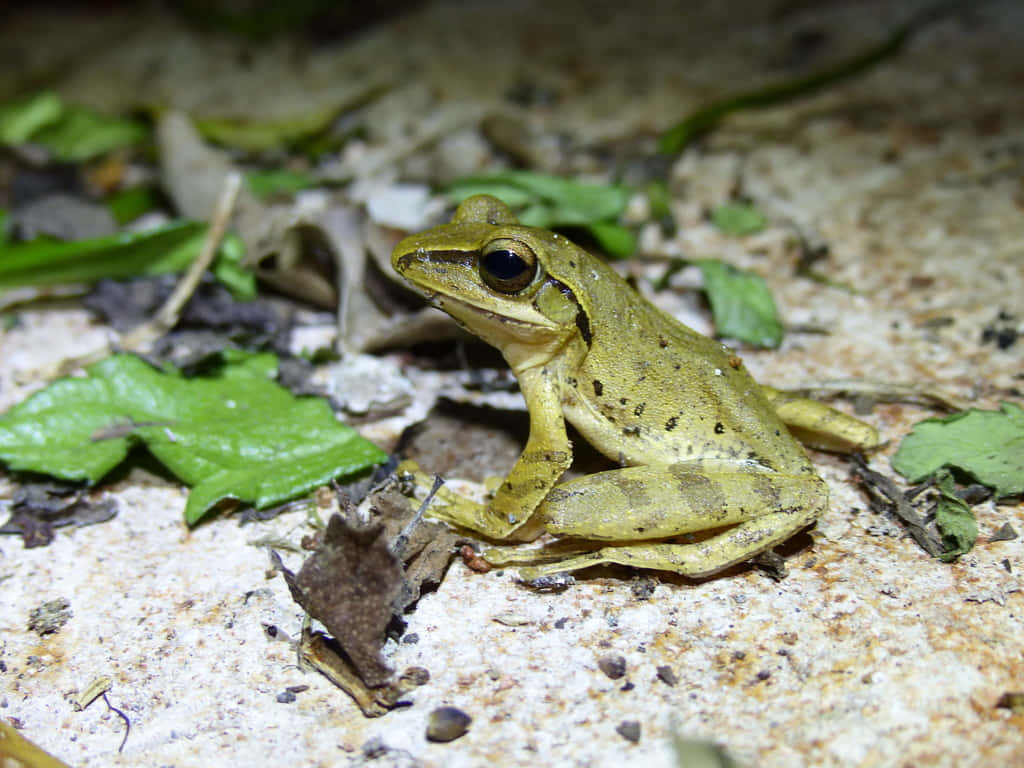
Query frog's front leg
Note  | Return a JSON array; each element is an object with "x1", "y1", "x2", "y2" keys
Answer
[
  {"x1": 415, "y1": 366, "x2": 572, "y2": 541},
  {"x1": 485, "y1": 460, "x2": 828, "y2": 579}
]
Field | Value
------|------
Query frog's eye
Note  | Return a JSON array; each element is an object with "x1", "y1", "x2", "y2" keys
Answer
[{"x1": 479, "y1": 239, "x2": 538, "y2": 293}]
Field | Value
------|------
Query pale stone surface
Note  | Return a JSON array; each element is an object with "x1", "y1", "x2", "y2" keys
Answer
[{"x1": 1, "y1": 2, "x2": 1022, "y2": 767}]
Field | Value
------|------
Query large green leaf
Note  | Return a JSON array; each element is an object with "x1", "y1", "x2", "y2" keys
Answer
[
  {"x1": 0, "y1": 221, "x2": 255, "y2": 299},
  {"x1": 891, "y1": 402, "x2": 1024, "y2": 498},
  {"x1": 0, "y1": 353, "x2": 387, "y2": 524}
]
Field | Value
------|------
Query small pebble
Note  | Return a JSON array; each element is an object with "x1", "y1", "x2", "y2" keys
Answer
[
  {"x1": 656, "y1": 665, "x2": 678, "y2": 686},
  {"x1": 598, "y1": 654, "x2": 627, "y2": 680},
  {"x1": 426, "y1": 706, "x2": 472, "y2": 742},
  {"x1": 616, "y1": 720, "x2": 642, "y2": 743}
]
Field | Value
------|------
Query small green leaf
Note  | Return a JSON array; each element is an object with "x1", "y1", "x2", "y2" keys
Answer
[
  {"x1": 0, "y1": 91, "x2": 63, "y2": 144},
  {"x1": 446, "y1": 171, "x2": 632, "y2": 252},
  {"x1": 445, "y1": 181, "x2": 535, "y2": 209},
  {"x1": 891, "y1": 402, "x2": 1024, "y2": 498},
  {"x1": 245, "y1": 168, "x2": 317, "y2": 199},
  {"x1": 211, "y1": 232, "x2": 257, "y2": 299},
  {"x1": 711, "y1": 203, "x2": 767, "y2": 236},
  {"x1": 0, "y1": 209, "x2": 9, "y2": 244},
  {"x1": 0, "y1": 353, "x2": 388, "y2": 525},
  {"x1": 0, "y1": 221, "x2": 254, "y2": 299},
  {"x1": 932, "y1": 470, "x2": 978, "y2": 561},
  {"x1": 31, "y1": 105, "x2": 147, "y2": 161},
  {"x1": 644, "y1": 180, "x2": 671, "y2": 221},
  {"x1": 107, "y1": 186, "x2": 162, "y2": 225},
  {"x1": 195, "y1": 103, "x2": 341, "y2": 151},
  {"x1": 695, "y1": 259, "x2": 783, "y2": 348},
  {"x1": 584, "y1": 221, "x2": 636, "y2": 259}
]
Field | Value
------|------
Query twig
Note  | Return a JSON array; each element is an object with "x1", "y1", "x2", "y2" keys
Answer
[
  {"x1": 121, "y1": 172, "x2": 242, "y2": 351},
  {"x1": 24, "y1": 173, "x2": 244, "y2": 383},
  {"x1": 392, "y1": 474, "x2": 444, "y2": 559},
  {"x1": 850, "y1": 454, "x2": 942, "y2": 557},
  {"x1": 102, "y1": 692, "x2": 131, "y2": 753},
  {"x1": 659, "y1": 1, "x2": 965, "y2": 153}
]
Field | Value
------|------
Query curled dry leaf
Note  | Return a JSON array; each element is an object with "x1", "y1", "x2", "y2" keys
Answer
[{"x1": 281, "y1": 514, "x2": 403, "y2": 688}]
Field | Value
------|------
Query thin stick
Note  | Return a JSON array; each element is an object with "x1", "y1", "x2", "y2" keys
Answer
[{"x1": 121, "y1": 171, "x2": 242, "y2": 351}]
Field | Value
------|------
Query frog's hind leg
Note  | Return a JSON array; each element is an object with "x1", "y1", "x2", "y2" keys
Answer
[
  {"x1": 485, "y1": 461, "x2": 828, "y2": 579},
  {"x1": 760, "y1": 385, "x2": 880, "y2": 453},
  {"x1": 495, "y1": 507, "x2": 817, "y2": 580}
]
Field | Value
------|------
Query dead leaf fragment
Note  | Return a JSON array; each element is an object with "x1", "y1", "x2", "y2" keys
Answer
[
  {"x1": 0, "y1": 483, "x2": 118, "y2": 548},
  {"x1": 281, "y1": 515, "x2": 402, "y2": 687},
  {"x1": 27, "y1": 598, "x2": 73, "y2": 636},
  {"x1": 301, "y1": 630, "x2": 429, "y2": 717},
  {"x1": 369, "y1": 486, "x2": 460, "y2": 611}
]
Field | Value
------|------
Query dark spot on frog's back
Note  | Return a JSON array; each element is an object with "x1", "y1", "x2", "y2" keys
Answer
[
  {"x1": 714, "y1": 422, "x2": 725, "y2": 434},
  {"x1": 634, "y1": 403, "x2": 646, "y2": 417},
  {"x1": 665, "y1": 416, "x2": 678, "y2": 431},
  {"x1": 593, "y1": 380, "x2": 604, "y2": 396}
]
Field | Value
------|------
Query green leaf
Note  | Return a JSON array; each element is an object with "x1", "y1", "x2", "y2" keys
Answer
[
  {"x1": 584, "y1": 221, "x2": 636, "y2": 259},
  {"x1": 107, "y1": 186, "x2": 162, "y2": 225},
  {"x1": 711, "y1": 203, "x2": 767, "y2": 236},
  {"x1": 31, "y1": 105, "x2": 147, "y2": 161},
  {"x1": 0, "y1": 222, "x2": 203, "y2": 289},
  {"x1": 891, "y1": 402, "x2": 1024, "y2": 498},
  {"x1": 446, "y1": 172, "x2": 633, "y2": 255},
  {"x1": 644, "y1": 180, "x2": 671, "y2": 221},
  {"x1": 446, "y1": 181, "x2": 536, "y2": 209},
  {"x1": 932, "y1": 470, "x2": 978, "y2": 561},
  {"x1": 0, "y1": 91, "x2": 63, "y2": 144},
  {"x1": 0, "y1": 353, "x2": 388, "y2": 525},
  {"x1": 696, "y1": 259, "x2": 783, "y2": 348},
  {"x1": 449, "y1": 171, "x2": 630, "y2": 223},
  {"x1": 211, "y1": 232, "x2": 257, "y2": 299},
  {"x1": 245, "y1": 168, "x2": 317, "y2": 199},
  {"x1": 0, "y1": 221, "x2": 254, "y2": 299},
  {"x1": 0, "y1": 209, "x2": 9, "y2": 244},
  {"x1": 658, "y1": 5, "x2": 939, "y2": 154},
  {"x1": 195, "y1": 103, "x2": 341, "y2": 151}
]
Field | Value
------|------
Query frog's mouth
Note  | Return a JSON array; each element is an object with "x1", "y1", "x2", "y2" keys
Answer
[{"x1": 432, "y1": 292, "x2": 546, "y2": 333}]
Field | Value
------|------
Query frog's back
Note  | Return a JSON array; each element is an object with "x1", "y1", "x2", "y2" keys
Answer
[{"x1": 560, "y1": 258, "x2": 812, "y2": 475}]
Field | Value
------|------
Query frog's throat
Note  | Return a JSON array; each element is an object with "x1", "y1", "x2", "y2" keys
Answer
[{"x1": 434, "y1": 295, "x2": 584, "y2": 374}]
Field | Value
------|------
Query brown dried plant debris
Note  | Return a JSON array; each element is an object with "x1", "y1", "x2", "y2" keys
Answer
[
  {"x1": 278, "y1": 515, "x2": 402, "y2": 688},
  {"x1": 275, "y1": 479, "x2": 460, "y2": 691},
  {"x1": 1, "y1": 482, "x2": 118, "y2": 547}
]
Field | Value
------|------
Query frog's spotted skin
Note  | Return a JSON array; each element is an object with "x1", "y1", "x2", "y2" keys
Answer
[{"x1": 392, "y1": 195, "x2": 879, "y2": 579}]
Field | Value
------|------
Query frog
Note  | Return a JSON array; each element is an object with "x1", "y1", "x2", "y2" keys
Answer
[{"x1": 391, "y1": 194, "x2": 880, "y2": 580}]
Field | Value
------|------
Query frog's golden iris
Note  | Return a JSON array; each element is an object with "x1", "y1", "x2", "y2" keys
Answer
[{"x1": 479, "y1": 238, "x2": 538, "y2": 293}]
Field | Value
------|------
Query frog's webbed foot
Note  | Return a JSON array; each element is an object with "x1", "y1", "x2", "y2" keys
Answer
[{"x1": 395, "y1": 460, "x2": 536, "y2": 541}]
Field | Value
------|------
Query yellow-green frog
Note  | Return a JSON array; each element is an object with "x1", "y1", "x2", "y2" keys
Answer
[{"x1": 392, "y1": 194, "x2": 879, "y2": 579}]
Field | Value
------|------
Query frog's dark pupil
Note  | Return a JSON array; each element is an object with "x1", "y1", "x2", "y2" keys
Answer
[{"x1": 483, "y1": 249, "x2": 527, "y2": 280}]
